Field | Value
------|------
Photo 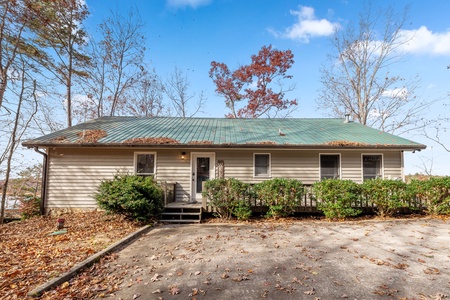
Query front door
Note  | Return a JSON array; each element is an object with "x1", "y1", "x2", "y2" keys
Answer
[{"x1": 191, "y1": 153, "x2": 215, "y2": 202}]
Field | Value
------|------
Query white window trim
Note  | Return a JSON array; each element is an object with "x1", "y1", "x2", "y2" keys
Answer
[
  {"x1": 134, "y1": 152, "x2": 157, "y2": 177},
  {"x1": 253, "y1": 153, "x2": 271, "y2": 178},
  {"x1": 319, "y1": 153, "x2": 341, "y2": 180},
  {"x1": 361, "y1": 153, "x2": 384, "y2": 181}
]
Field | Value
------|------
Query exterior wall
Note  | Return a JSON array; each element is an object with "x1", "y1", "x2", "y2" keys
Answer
[
  {"x1": 46, "y1": 148, "x2": 133, "y2": 210},
  {"x1": 216, "y1": 150, "x2": 402, "y2": 184},
  {"x1": 45, "y1": 148, "x2": 404, "y2": 209}
]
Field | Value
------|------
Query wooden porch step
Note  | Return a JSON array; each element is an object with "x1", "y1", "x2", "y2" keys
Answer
[
  {"x1": 162, "y1": 212, "x2": 201, "y2": 216},
  {"x1": 160, "y1": 219, "x2": 201, "y2": 223},
  {"x1": 160, "y1": 205, "x2": 202, "y2": 224}
]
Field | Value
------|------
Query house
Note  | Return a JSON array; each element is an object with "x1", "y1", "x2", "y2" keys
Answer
[{"x1": 23, "y1": 117, "x2": 426, "y2": 214}]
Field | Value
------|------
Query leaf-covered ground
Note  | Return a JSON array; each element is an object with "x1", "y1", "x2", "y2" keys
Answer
[{"x1": 0, "y1": 211, "x2": 143, "y2": 299}]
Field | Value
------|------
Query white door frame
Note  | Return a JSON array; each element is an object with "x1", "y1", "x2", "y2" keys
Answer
[{"x1": 190, "y1": 152, "x2": 215, "y2": 202}]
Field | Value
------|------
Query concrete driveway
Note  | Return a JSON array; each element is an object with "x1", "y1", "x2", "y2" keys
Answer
[{"x1": 108, "y1": 218, "x2": 449, "y2": 299}]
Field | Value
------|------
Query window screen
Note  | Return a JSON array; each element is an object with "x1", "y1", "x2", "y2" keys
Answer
[
  {"x1": 320, "y1": 155, "x2": 340, "y2": 180},
  {"x1": 136, "y1": 153, "x2": 155, "y2": 175},
  {"x1": 363, "y1": 155, "x2": 382, "y2": 180},
  {"x1": 254, "y1": 154, "x2": 270, "y2": 176}
]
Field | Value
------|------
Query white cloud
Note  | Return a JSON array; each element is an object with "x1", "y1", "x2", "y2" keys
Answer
[
  {"x1": 368, "y1": 108, "x2": 382, "y2": 120},
  {"x1": 382, "y1": 87, "x2": 409, "y2": 100},
  {"x1": 400, "y1": 26, "x2": 450, "y2": 56},
  {"x1": 271, "y1": 6, "x2": 339, "y2": 43},
  {"x1": 167, "y1": 0, "x2": 211, "y2": 9}
]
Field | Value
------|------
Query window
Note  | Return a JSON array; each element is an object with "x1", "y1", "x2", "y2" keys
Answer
[
  {"x1": 254, "y1": 154, "x2": 270, "y2": 177},
  {"x1": 363, "y1": 155, "x2": 382, "y2": 180},
  {"x1": 135, "y1": 153, "x2": 156, "y2": 175},
  {"x1": 320, "y1": 154, "x2": 340, "y2": 180}
]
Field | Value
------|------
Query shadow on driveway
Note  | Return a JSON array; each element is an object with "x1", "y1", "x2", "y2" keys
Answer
[{"x1": 108, "y1": 219, "x2": 449, "y2": 299}]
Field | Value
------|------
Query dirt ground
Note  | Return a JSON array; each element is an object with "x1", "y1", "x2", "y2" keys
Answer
[{"x1": 106, "y1": 218, "x2": 450, "y2": 300}]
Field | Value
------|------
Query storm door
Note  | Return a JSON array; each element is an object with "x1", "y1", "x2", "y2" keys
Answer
[{"x1": 191, "y1": 153, "x2": 215, "y2": 201}]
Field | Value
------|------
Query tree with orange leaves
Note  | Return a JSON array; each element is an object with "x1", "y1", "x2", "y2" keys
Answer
[{"x1": 209, "y1": 45, "x2": 297, "y2": 118}]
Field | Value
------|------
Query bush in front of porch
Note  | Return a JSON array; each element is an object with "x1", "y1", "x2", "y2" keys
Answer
[{"x1": 95, "y1": 174, "x2": 164, "y2": 221}]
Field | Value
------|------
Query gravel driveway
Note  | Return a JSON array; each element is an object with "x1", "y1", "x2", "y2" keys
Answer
[{"x1": 108, "y1": 218, "x2": 450, "y2": 300}]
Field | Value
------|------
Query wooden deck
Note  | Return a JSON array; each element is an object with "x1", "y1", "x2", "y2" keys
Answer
[
  {"x1": 165, "y1": 202, "x2": 203, "y2": 209},
  {"x1": 161, "y1": 202, "x2": 203, "y2": 223}
]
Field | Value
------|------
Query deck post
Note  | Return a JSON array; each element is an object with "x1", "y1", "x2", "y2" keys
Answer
[{"x1": 202, "y1": 181, "x2": 207, "y2": 210}]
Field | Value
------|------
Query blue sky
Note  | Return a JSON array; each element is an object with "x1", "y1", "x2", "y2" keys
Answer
[{"x1": 82, "y1": 0, "x2": 450, "y2": 175}]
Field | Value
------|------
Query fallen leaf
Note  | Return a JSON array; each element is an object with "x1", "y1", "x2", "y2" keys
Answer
[
  {"x1": 61, "y1": 281, "x2": 69, "y2": 289},
  {"x1": 150, "y1": 273, "x2": 162, "y2": 282},
  {"x1": 169, "y1": 285, "x2": 180, "y2": 295},
  {"x1": 424, "y1": 267, "x2": 440, "y2": 274}
]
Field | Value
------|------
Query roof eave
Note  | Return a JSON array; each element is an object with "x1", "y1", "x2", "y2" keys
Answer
[{"x1": 22, "y1": 142, "x2": 427, "y2": 151}]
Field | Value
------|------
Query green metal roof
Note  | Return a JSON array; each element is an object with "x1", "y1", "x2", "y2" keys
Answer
[{"x1": 22, "y1": 117, "x2": 426, "y2": 150}]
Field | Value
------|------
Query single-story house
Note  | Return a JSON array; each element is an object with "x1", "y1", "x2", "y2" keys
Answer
[{"x1": 23, "y1": 117, "x2": 426, "y2": 213}]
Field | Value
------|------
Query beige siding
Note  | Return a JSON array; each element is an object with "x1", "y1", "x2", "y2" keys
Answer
[
  {"x1": 47, "y1": 148, "x2": 133, "y2": 209},
  {"x1": 46, "y1": 148, "x2": 404, "y2": 209},
  {"x1": 341, "y1": 152, "x2": 364, "y2": 182},
  {"x1": 272, "y1": 151, "x2": 319, "y2": 184},
  {"x1": 217, "y1": 150, "x2": 319, "y2": 184},
  {"x1": 216, "y1": 151, "x2": 253, "y2": 180},
  {"x1": 155, "y1": 150, "x2": 191, "y2": 201},
  {"x1": 384, "y1": 151, "x2": 402, "y2": 180}
]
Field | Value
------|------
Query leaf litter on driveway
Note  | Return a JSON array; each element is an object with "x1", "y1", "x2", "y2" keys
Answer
[{"x1": 109, "y1": 218, "x2": 449, "y2": 300}]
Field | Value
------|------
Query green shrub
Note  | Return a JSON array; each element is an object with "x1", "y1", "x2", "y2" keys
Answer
[
  {"x1": 203, "y1": 178, "x2": 251, "y2": 220},
  {"x1": 254, "y1": 178, "x2": 304, "y2": 219},
  {"x1": 95, "y1": 174, "x2": 163, "y2": 220},
  {"x1": 232, "y1": 198, "x2": 252, "y2": 221},
  {"x1": 361, "y1": 179, "x2": 410, "y2": 217},
  {"x1": 409, "y1": 177, "x2": 450, "y2": 215},
  {"x1": 19, "y1": 196, "x2": 41, "y2": 219},
  {"x1": 312, "y1": 179, "x2": 361, "y2": 220}
]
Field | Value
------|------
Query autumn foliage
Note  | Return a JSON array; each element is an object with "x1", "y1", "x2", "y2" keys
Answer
[
  {"x1": 0, "y1": 211, "x2": 141, "y2": 299},
  {"x1": 209, "y1": 45, "x2": 297, "y2": 118}
]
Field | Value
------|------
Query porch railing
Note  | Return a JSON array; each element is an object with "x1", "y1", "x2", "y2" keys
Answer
[{"x1": 159, "y1": 181, "x2": 176, "y2": 206}]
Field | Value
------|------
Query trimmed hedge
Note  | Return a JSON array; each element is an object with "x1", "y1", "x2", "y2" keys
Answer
[
  {"x1": 203, "y1": 178, "x2": 252, "y2": 220},
  {"x1": 255, "y1": 178, "x2": 304, "y2": 218},
  {"x1": 409, "y1": 177, "x2": 450, "y2": 215},
  {"x1": 312, "y1": 179, "x2": 362, "y2": 219},
  {"x1": 95, "y1": 174, "x2": 164, "y2": 220},
  {"x1": 203, "y1": 177, "x2": 450, "y2": 220},
  {"x1": 361, "y1": 179, "x2": 411, "y2": 217}
]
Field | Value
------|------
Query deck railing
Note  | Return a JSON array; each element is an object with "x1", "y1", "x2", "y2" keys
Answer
[{"x1": 159, "y1": 181, "x2": 177, "y2": 206}]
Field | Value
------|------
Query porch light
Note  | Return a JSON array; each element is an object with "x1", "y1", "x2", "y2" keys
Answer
[{"x1": 181, "y1": 152, "x2": 187, "y2": 160}]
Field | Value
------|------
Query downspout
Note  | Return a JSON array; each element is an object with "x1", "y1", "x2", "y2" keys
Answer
[{"x1": 33, "y1": 147, "x2": 48, "y2": 215}]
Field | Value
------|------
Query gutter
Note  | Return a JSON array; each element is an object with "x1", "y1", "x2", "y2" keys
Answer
[
  {"x1": 21, "y1": 143, "x2": 427, "y2": 151},
  {"x1": 33, "y1": 147, "x2": 47, "y2": 215}
]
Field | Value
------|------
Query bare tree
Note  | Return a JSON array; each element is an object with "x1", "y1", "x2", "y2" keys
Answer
[
  {"x1": 78, "y1": 8, "x2": 147, "y2": 119},
  {"x1": 124, "y1": 71, "x2": 165, "y2": 117},
  {"x1": 0, "y1": 55, "x2": 38, "y2": 223},
  {"x1": 317, "y1": 2, "x2": 427, "y2": 134},
  {"x1": 164, "y1": 67, "x2": 206, "y2": 118},
  {"x1": 422, "y1": 123, "x2": 450, "y2": 153}
]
